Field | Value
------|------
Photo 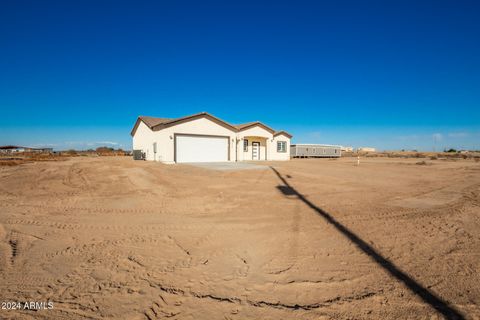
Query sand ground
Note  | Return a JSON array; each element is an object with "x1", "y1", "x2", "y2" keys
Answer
[{"x1": 0, "y1": 157, "x2": 479, "y2": 319}]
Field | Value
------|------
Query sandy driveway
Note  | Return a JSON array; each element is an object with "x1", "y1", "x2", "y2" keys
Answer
[{"x1": 0, "y1": 157, "x2": 479, "y2": 319}]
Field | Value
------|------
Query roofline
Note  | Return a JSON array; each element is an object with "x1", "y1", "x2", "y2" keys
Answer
[
  {"x1": 130, "y1": 117, "x2": 144, "y2": 136},
  {"x1": 273, "y1": 131, "x2": 293, "y2": 138},
  {"x1": 236, "y1": 121, "x2": 275, "y2": 134},
  {"x1": 151, "y1": 112, "x2": 239, "y2": 132},
  {"x1": 131, "y1": 112, "x2": 291, "y2": 137}
]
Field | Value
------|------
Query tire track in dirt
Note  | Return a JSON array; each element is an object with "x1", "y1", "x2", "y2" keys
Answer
[
  {"x1": 140, "y1": 275, "x2": 383, "y2": 318},
  {"x1": 8, "y1": 231, "x2": 18, "y2": 266},
  {"x1": 63, "y1": 163, "x2": 91, "y2": 190},
  {"x1": 0, "y1": 204, "x2": 171, "y2": 217},
  {"x1": 3, "y1": 219, "x2": 238, "y2": 232},
  {"x1": 261, "y1": 201, "x2": 301, "y2": 276},
  {"x1": 0, "y1": 230, "x2": 39, "y2": 268},
  {"x1": 41, "y1": 233, "x2": 224, "y2": 276},
  {"x1": 339, "y1": 183, "x2": 480, "y2": 224},
  {"x1": 0, "y1": 202, "x2": 168, "y2": 215}
]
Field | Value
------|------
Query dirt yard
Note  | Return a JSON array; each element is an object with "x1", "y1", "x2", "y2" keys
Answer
[{"x1": 0, "y1": 157, "x2": 479, "y2": 319}]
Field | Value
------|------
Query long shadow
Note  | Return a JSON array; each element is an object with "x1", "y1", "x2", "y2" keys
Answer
[{"x1": 270, "y1": 166, "x2": 464, "y2": 320}]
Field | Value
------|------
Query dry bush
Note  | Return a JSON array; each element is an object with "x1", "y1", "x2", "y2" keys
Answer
[
  {"x1": 0, "y1": 159, "x2": 28, "y2": 166},
  {"x1": 27, "y1": 153, "x2": 61, "y2": 161},
  {"x1": 64, "y1": 150, "x2": 78, "y2": 156},
  {"x1": 416, "y1": 161, "x2": 428, "y2": 165}
]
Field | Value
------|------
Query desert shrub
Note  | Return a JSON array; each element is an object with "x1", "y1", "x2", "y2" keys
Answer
[
  {"x1": 96, "y1": 146, "x2": 114, "y2": 153},
  {"x1": 430, "y1": 156, "x2": 438, "y2": 160},
  {"x1": 0, "y1": 160, "x2": 22, "y2": 166},
  {"x1": 474, "y1": 157, "x2": 480, "y2": 163},
  {"x1": 416, "y1": 161, "x2": 427, "y2": 165},
  {"x1": 65, "y1": 149, "x2": 78, "y2": 156}
]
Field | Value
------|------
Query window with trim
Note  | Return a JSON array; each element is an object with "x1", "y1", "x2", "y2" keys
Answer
[
  {"x1": 277, "y1": 141, "x2": 286, "y2": 153},
  {"x1": 243, "y1": 139, "x2": 248, "y2": 152}
]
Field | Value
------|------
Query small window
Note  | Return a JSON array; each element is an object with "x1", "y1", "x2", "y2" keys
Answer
[
  {"x1": 243, "y1": 139, "x2": 248, "y2": 152},
  {"x1": 277, "y1": 141, "x2": 287, "y2": 153}
]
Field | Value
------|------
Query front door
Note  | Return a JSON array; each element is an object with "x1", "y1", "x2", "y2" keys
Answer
[{"x1": 252, "y1": 142, "x2": 260, "y2": 160}]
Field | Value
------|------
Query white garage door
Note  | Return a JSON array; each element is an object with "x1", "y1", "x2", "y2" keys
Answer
[{"x1": 176, "y1": 135, "x2": 229, "y2": 163}]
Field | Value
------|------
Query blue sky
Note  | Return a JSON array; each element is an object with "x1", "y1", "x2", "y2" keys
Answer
[{"x1": 1, "y1": 0, "x2": 479, "y2": 151}]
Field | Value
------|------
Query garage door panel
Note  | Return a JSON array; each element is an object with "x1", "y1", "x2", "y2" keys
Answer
[{"x1": 176, "y1": 135, "x2": 228, "y2": 163}]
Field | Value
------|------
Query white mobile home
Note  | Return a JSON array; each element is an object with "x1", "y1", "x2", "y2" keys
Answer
[
  {"x1": 131, "y1": 112, "x2": 292, "y2": 163},
  {"x1": 291, "y1": 144, "x2": 342, "y2": 158}
]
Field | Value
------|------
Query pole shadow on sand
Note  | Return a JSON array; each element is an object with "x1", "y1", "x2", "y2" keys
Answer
[{"x1": 270, "y1": 166, "x2": 464, "y2": 320}]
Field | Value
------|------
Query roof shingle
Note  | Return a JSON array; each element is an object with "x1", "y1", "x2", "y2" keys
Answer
[{"x1": 131, "y1": 112, "x2": 292, "y2": 138}]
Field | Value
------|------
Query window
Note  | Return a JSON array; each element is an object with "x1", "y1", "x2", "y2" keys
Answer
[
  {"x1": 277, "y1": 141, "x2": 286, "y2": 153},
  {"x1": 243, "y1": 139, "x2": 248, "y2": 152}
]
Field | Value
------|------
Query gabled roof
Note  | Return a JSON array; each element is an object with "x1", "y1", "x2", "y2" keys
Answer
[
  {"x1": 131, "y1": 112, "x2": 293, "y2": 138},
  {"x1": 233, "y1": 121, "x2": 275, "y2": 133},
  {"x1": 152, "y1": 112, "x2": 238, "y2": 132},
  {"x1": 140, "y1": 116, "x2": 173, "y2": 128},
  {"x1": 273, "y1": 130, "x2": 293, "y2": 138},
  {"x1": 233, "y1": 122, "x2": 257, "y2": 130},
  {"x1": 130, "y1": 112, "x2": 238, "y2": 136}
]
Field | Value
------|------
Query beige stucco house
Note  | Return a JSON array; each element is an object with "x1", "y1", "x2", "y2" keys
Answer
[{"x1": 131, "y1": 112, "x2": 292, "y2": 163}]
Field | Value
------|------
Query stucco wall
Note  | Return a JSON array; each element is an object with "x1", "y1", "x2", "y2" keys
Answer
[
  {"x1": 132, "y1": 121, "x2": 156, "y2": 161},
  {"x1": 133, "y1": 118, "x2": 291, "y2": 162},
  {"x1": 240, "y1": 138, "x2": 268, "y2": 161},
  {"x1": 270, "y1": 134, "x2": 291, "y2": 161},
  {"x1": 237, "y1": 126, "x2": 272, "y2": 139},
  {"x1": 236, "y1": 126, "x2": 272, "y2": 161},
  {"x1": 133, "y1": 117, "x2": 237, "y2": 163}
]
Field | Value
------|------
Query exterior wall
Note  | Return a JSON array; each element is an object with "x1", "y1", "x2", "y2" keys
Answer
[
  {"x1": 132, "y1": 121, "x2": 157, "y2": 161},
  {"x1": 236, "y1": 126, "x2": 272, "y2": 161},
  {"x1": 239, "y1": 137, "x2": 268, "y2": 161},
  {"x1": 270, "y1": 134, "x2": 291, "y2": 161},
  {"x1": 133, "y1": 118, "x2": 236, "y2": 163},
  {"x1": 0, "y1": 148, "x2": 26, "y2": 153},
  {"x1": 291, "y1": 145, "x2": 341, "y2": 157},
  {"x1": 237, "y1": 127, "x2": 272, "y2": 139},
  {"x1": 133, "y1": 118, "x2": 291, "y2": 162}
]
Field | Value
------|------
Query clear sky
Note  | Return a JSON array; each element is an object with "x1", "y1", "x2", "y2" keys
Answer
[{"x1": 1, "y1": 0, "x2": 479, "y2": 151}]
